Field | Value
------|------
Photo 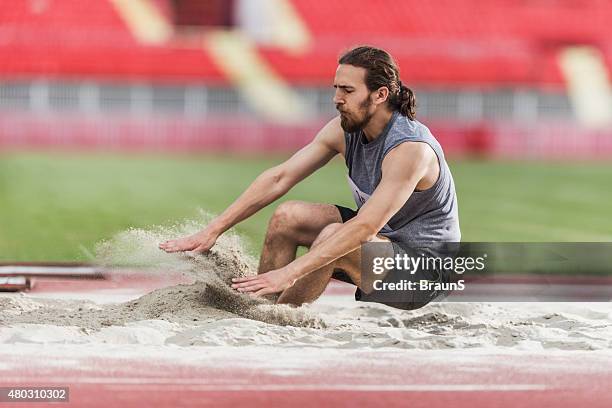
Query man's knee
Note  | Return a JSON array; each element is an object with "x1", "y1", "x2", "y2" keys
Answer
[
  {"x1": 311, "y1": 222, "x2": 342, "y2": 248},
  {"x1": 268, "y1": 200, "x2": 309, "y2": 234}
]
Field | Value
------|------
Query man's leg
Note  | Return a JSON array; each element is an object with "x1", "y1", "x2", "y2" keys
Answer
[
  {"x1": 276, "y1": 224, "x2": 393, "y2": 306},
  {"x1": 257, "y1": 201, "x2": 342, "y2": 274},
  {"x1": 276, "y1": 223, "x2": 345, "y2": 305}
]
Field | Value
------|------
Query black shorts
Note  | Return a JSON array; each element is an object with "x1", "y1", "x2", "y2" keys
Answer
[
  {"x1": 335, "y1": 204, "x2": 358, "y2": 223},
  {"x1": 331, "y1": 204, "x2": 444, "y2": 311}
]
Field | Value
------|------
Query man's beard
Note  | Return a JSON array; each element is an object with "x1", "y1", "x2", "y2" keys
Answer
[{"x1": 338, "y1": 97, "x2": 373, "y2": 133}]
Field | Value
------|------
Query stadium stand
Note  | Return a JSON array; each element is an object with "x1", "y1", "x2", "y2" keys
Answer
[
  {"x1": 1, "y1": 0, "x2": 611, "y2": 156},
  {"x1": 270, "y1": 0, "x2": 612, "y2": 87},
  {"x1": 2, "y1": 0, "x2": 611, "y2": 86},
  {"x1": 0, "y1": 0, "x2": 224, "y2": 82}
]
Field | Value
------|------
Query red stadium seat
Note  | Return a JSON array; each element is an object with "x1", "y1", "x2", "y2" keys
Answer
[
  {"x1": 273, "y1": 0, "x2": 612, "y2": 88},
  {"x1": 0, "y1": 0, "x2": 225, "y2": 83}
]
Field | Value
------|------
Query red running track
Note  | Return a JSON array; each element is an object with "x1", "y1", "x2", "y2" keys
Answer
[{"x1": 1, "y1": 346, "x2": 611, "y2": 407}]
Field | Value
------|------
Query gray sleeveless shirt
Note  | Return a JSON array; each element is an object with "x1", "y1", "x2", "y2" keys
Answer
[{"x1": 344, "y1": 111, "x2": 461, "y2": 243}]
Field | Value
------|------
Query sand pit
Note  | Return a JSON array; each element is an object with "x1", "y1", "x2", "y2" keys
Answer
[
  {"x1": 1, "y1": 217, "x2": 324, "y2": 330},
  {"x1": 1, "y1": 218, "x2": 612, "y2": 351}
]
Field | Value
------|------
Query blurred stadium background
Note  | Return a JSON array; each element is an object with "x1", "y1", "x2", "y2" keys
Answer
[{"x1": 1, "y1": 0, "x2": 612, "y2": 262}]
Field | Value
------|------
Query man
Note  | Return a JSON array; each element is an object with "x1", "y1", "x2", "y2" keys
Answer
[{"x1": 159, "y1": 46, "x2": 460, "y2": 310}]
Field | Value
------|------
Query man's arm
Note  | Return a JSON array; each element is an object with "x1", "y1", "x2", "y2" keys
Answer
[
  {"x1": 159, "y1": 117, "x2": 344, "y2": 253},
  {"x1": 231, "y1": 141, "x2": 434, "y2": 295}
]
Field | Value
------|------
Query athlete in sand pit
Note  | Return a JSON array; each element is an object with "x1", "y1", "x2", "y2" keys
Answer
[{"x1": 160, "y1": 46, "x2": 460, "y2": 310}]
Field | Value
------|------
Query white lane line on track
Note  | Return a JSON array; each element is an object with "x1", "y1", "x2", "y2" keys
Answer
[
  {"x1": 0, "y1": 379, "x2": 550, "y2": 391},
  {"x1": 0, "y1": 266, "x2": 101, "y2": 276},
  {"x1": 104, "y1": 384, "x2": 551, "y2": 392}
]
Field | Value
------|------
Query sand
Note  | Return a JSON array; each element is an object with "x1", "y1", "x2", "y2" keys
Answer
[{"x1": 1, "y1": 216, "x2": 612, "y2": 351}]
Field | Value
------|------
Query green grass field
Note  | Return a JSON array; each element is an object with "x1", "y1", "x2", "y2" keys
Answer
[{"x1": 1, "y1": 152, "x2": 611, "y2": 262}]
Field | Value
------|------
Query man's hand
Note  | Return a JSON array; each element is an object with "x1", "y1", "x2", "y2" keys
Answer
[
  {"x1": 159, "y1": 229, "x2": 218, "y2": 253},
  {"x1": 231, "y1": 267, "x2": 297, "y2": 297}
]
